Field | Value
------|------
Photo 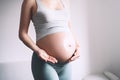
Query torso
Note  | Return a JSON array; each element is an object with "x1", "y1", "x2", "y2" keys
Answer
[
  {"x1": 32, "y1": 0, "x2": 76, "y2": 62},
  {"x1": 36, "y1": 31, "x2": 76, "y2": 62}
]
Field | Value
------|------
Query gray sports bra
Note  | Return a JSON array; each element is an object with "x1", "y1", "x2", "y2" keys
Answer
[{"x1": 31, "y1": 0, "x2": 71, "y2": 41}]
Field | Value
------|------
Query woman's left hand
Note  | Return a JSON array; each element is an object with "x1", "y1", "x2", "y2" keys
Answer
[{"x1": 69, "y1": 45, "x2": 80, "y2": 62}]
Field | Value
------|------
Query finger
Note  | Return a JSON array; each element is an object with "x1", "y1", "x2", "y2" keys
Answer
[
  {"x1": 69, "y1": 50, "x2": 79, "y2": 61},
  {"x1": 41, "y1": 57, "x2": 48, "y2": 62},
  {"x1": 46, "y1": 59, "x2": 55, "y2": 63},
  {"x1": 49, "y1": 56, "x2": 58, "y2": 62},
  {"x1": 47, "y1": 56, "x2": 58, "y2": 63},
  {"x1": 74, "y1": 51, "x2": 78, "y2": 55},
  {"x1": 75, "y1": 48, "x2": 80, "y2": 57},
  {"x1": 75, "y1": 51, "x2": 80, "y2": 56},
  {"x1": 70, "y1": 53, "x2": 80, "y2": 61},
  {"x1": 70, "y1": 55, "x2": 79, "y2": 61}
]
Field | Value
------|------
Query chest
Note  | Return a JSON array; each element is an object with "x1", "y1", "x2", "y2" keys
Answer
[
  {"x1": 40, "y1": 0, "x2": 64, "y2": 10},
  {"x1": 32, "y1": 0, "x2": 69, "y2": 23}
]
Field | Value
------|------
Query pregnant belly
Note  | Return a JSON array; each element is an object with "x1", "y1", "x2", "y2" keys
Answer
[{"x1": 36, "y1": 31, "x2": 76, "y2": 62}]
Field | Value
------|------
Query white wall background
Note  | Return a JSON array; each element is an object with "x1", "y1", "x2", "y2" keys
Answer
[
  {"x1": 70, "y1": 0, "x2": 90, "y2": 79},
  {"x1": 0, "y1": 0, "x2": 120, "y2": 80},
  {"x1": 87, "y1": 0, "x2": 120, "y2": 77},
  {"x1": 0, "y1": 0, "x2": 35, "y2": 62}
]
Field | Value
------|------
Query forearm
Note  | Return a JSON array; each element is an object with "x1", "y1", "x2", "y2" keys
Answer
[
  {"x1": 68, "y1": 20, "x2": 80, "y2": 48},
  {"x1": 19, "y1": 33, "x2": 40, "y2": 54}
]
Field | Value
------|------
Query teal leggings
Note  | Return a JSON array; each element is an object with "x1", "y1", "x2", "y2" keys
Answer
[{"x1": 31, "y1": 52, "x2": 72, "y2": 80}]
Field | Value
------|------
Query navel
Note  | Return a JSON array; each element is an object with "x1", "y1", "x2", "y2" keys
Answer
[{"x1": 68, "y1": 44, "x2": 72, "y2": 47}]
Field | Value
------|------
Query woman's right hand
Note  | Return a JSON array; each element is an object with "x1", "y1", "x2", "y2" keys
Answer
[{"x1": 36, "y1": 49, "x2": 58, "y2": 64}]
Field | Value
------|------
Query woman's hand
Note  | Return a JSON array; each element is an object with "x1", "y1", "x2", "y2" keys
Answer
[
  {"x1": 36, "y1": 49, "x2": 58, "y2": 64},
  {"x1": 69, "y1": 45, "x2": 80, "y2": 62}
]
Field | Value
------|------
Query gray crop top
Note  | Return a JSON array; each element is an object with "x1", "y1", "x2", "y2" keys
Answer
[{"x1": 31, "y1": 0, "x2": 71, "y2": 41}]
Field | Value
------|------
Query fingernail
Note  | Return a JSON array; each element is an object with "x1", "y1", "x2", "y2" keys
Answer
[
  {"x1": 56, "y1": 60, "x2": 58, "y2": 63},
  {"x1": 71, "y1": 58, "x2": 73, "y2": 60}
]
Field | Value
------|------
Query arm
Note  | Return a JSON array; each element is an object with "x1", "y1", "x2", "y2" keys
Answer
[
  {"x1": 68, "y1": 20, "x2": 80, "y2": 48},
  {"x1": 68, "y1": 17, "x2": 80, "y2": 61},
  {"x1": 18, "y1": 0, "x2": 57, "y2": 63},
  {"x1": 19, "y1": 0, "x2": 39, "y2": 53},
  {"x1": 65, "y1": 0, "x2": 80, "y2": 47},
  {"x1": 65, "y1": 0, "x2": 80, "y2": 61}
]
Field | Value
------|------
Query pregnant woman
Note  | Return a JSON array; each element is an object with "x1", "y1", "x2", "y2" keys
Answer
[{"x1": 19, "y1": 0, "x2": 80, "y2": 80}]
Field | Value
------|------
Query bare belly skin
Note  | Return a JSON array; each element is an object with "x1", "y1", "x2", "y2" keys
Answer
[{"x1": 36, "y1": 31, "x2": 76, "y2": 62}]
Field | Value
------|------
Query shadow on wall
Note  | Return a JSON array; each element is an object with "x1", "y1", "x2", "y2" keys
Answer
[{"x1": 87, "y1": 0, "x2": 120, "y2": 77}]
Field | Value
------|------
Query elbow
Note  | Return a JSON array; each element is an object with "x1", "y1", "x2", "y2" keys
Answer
[
  {"x1": 18, "y1": 31, "x2": 26, "y2": 41},
  {"x1": 18, "y1": 32, "x2": 23, "y2": 41}
]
